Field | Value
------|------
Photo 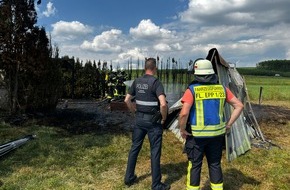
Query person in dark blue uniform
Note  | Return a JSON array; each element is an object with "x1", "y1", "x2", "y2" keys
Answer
[{"x1": 124, "y1": 58, "x2": 170, "y2": 190}]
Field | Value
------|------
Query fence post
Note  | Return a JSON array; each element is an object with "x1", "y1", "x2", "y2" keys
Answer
[{"x1": 259, "y1": 86, "x2": 263, "y2": 105}]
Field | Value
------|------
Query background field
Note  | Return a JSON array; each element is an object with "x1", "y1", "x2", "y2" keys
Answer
[
  {"x1": 244, "y1": 75, "x2": 290, "y2": 102},
  {"x1": 0, "y1": 75, "x2": 289, "y2": 190}
]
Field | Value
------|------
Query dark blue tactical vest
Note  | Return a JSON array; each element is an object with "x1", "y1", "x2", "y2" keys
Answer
[{"x1": 134, "y1": 75, "x2": 159, "y2": 114}]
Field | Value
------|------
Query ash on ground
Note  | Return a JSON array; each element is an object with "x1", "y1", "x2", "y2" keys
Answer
[{"x1": 38, "y1": 99, "x2": 135, "y2": 135}]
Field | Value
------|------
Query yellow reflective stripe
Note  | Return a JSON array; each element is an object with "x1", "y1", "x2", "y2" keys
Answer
[
  {"x1": 219, "y1": 96, "x2": 224, "y2": 121},
  {"x1": 191, "y1": 130, "x2": 225, "y2": 137},
  {"x1": 191, "y1": 124, "x2": 225, "y2": 131},
  {"x1": 186, "y1": 186, "x2": 200, "y2": 190},
  {"x1": 186, "y1": 161, "x2": 200, "y2": 190},
  {"x1": 211, "y1": 182, "x2": 223, "y2": 190},
  {"x1": 191, "y1": 123, "x2": 226, "y2": 137},
  {"x1": 186, "y1": 161, "x2": 192, "y2": 188},
  {"x1": 195, "y1": 100, "x2": 204, "y2": 126},
  {"x1": 114, "y1": 89, "x2": 118, "y2": 96}
]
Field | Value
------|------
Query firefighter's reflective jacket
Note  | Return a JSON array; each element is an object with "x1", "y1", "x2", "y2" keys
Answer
[{"x1": 188, "y1": 84, "x2": 226, "y2": 137}]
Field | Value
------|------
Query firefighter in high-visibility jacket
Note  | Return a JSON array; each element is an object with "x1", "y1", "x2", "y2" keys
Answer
[{"x1": 178, "y1": 59, "x2": 244, "y2": 190}]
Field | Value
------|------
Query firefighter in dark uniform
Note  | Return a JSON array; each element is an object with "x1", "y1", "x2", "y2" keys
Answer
[
  {"x1": 178, "y1": 59, "x2": 244, "y2": 190},
  {"x1": 124, "y1": 58, "x2": 170, "y2": 190},
  {"x1": 107, "y1": 68, "x2": 117, "y2": 99},
  {"x1": 116, "y1": 68, "x2": 128, "y2": 97}
]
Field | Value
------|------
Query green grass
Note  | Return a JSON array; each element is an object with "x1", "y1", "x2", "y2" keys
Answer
[
  {"x1": 0, "y1": 118, "x2": 289, "y2": 190},
  {"x1": 243, "y1": 75, "x2": 290, "y2": 102},
  {"x1": 0, "y1": 125, "x2": 133, "y2": 190}
]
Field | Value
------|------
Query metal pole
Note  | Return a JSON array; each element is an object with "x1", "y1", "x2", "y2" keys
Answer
[{"x1": 0, "y1": 135, "x2": 36, "y2": 157}]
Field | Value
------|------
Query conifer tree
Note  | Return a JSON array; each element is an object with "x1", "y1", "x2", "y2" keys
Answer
[{"x1": 0, "y1": 0, "x2": 62, "y2": 113}]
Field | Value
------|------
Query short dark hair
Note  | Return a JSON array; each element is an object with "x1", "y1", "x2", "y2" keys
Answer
[{"x1": 145, "y1": 58, "x2": 156, "y2": 70}]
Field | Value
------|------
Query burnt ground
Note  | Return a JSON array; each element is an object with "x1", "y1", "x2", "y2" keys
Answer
[
  {"x1": 251, "y1": 103, "x2": 290, "y2": 148},
  {"x1": 37, "y1": 99, "x2": 136, "y2": 135},
  {"x1": 251, "y1": 103, "x2": 290, "y2": 125},
  {"x1": 8, "y1": 99, "x2": 135, "y2": 135},
  {"x1": 1, "y1": 99, "x2": 134, "y2": 136},
  {"x1": 3, "y1": 99, "x2": 290, "y2": 137}
]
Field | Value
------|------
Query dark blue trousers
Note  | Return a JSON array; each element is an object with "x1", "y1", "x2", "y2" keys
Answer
[
  {"x1": 185, "y1": 135, "x2": 224, "y2": 186},
  {"x1": 125, "y1": 114, "x2": 163, "y2": 190}
]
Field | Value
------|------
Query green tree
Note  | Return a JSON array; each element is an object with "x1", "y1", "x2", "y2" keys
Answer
[
  {"x1": 257, "y1": 60, "x2": 290, "y2": 71},
  {"x1": 0, "y1": 0, "x2": 37, "y2": 113},
  {"x1": 0, "y1": 0, "x2": 62, "y2": 113},
  {"x1": 23, "y1": 27, "x2": 62, "y2": 111},
  {"x1": 60, "y1": 56, "x2": 76, "y2": 98}
]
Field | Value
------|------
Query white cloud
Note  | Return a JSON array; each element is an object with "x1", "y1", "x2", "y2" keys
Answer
[
  {"x1": 179, "y1": 0, "x2": 245, "y2": 23},
  {"x1": 43, "y1": 2, "x2": 56, "y2": 17},
  {"x1": 118, "y1": 48, "x2": 146, "y2": 60},
  {"x1": 172, "y1": 43, "x2": 182, "y2": 51},
  {"x1": 154, "y1": 43, "x2": 182, "y2": 52},
  {"x1": 130, "y1": 19, "x2": 175, "y2": 40},
  {"x1": 238, "y1": 38, "x2": 261, "y2": 44},
  {"x1": 179, "y1": 0, "x2": 290, "y2": 27},
  {"x1": 225, "y1": 12, "x2": 255, "y2": 23},
  {"x1": 154, "y1": 43, "x2": 171, "y2": 51},
  {"x1": 48, "y1": 0, "x2": 290, "y2": 67},
  {"x1": 51, "y1": 21, "x2": 93, "y2": 41},
  {"x1": 171, "y1": 0, "x2": 290, "y2": 66},
  {"x1": 80, "y1": 29, "x2": 124, "y2": 53}
]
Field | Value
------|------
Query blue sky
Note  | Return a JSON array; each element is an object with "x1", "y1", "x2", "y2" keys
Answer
[{"x1": 36, "y1": 0, "x2": 290, "y2": 68}]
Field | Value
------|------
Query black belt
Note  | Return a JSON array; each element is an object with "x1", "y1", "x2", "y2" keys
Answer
[{"x1": 136, "y1": 112, "x2": 154, "y2": 120}]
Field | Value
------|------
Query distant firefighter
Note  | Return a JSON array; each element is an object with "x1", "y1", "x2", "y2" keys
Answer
[{"x1": 116, "y1": 68, "x2": 128, "y2": 97}]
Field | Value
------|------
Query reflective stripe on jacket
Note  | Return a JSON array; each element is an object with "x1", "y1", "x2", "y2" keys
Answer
[{"x1": 188, "y1": 84, "x2": 226, "y2": 137}]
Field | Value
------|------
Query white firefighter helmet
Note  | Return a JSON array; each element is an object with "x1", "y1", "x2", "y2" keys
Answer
[{"x1": 194, "y1": 59, "x2": 215, "y2": 75}]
